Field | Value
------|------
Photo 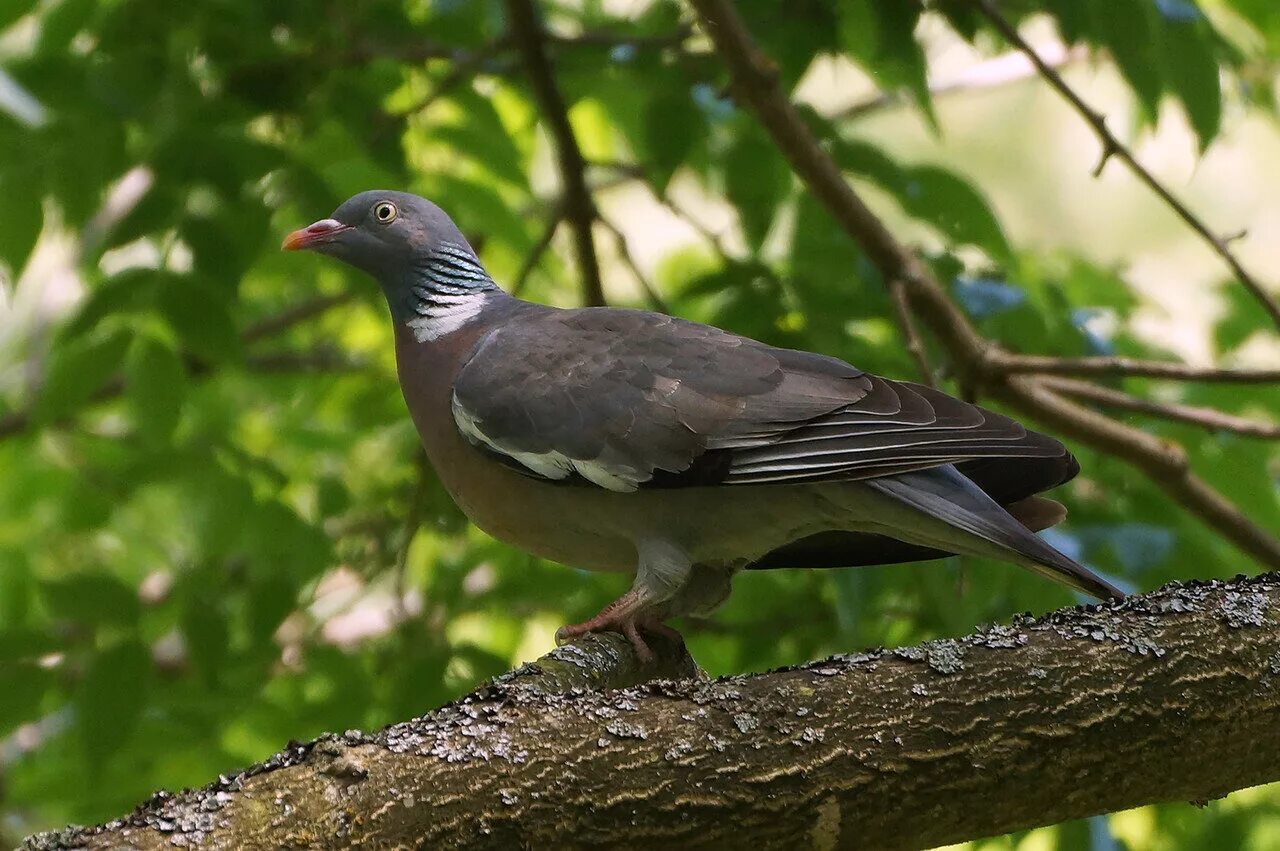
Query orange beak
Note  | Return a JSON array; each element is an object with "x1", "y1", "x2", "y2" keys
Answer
[{"x1": 282, "y1": 218, "x2": 351, "y2": 251}]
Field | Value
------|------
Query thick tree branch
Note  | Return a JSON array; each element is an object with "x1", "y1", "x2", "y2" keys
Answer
[
  {"x1": 971, "y1": 0, "x2": 1280, "y2": 332},
  {"x1": 33, "y1": 573, "x2": 1280, "y2": 850},
  {"x1": 506, "y1": 0, "x2": 607, "y2": 307},
  {"x1": 1042, "y1": 376, "x2": 1280, "y2": 439},
  {"x1": 686, "y1": 0, "x2": 1280, "y2": 570}
]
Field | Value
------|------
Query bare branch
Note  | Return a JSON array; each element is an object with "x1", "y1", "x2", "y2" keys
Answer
[
  {"x1": 242, "y1": 293, "x2": 355, "y2": 344},
  {"x1": 686, "y1": 0, "x2": 1280, "y2": 569},
  {"x1": 1041, "y1": 377, "x2": 1280, "y2": 439},
  {"x1": 889, "y1": 277, "x2": 935, "y2": 386},
  {"x1": 835, "y1": 45, "x2": 1085, "y2": 121},
  {"x1": 991, "y1": 352, "x2": 1280, "y2": 383},
  {"x1": 598, "y1": 216, "x2": 670, "y2": 313},
  {"x1": 971, "y1": 0, "x2": 1280, "y2": 332},
  {"x1": 510, "y1": 212, "x2": 563, "y2": 298},
  {"x1": 506, "y1": 0, "x2": 607, "y2": 306}
]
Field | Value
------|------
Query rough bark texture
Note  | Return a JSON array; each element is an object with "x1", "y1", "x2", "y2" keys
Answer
[{"x1": 27, "y1": 574, "x2": 1280, "y2": 850}]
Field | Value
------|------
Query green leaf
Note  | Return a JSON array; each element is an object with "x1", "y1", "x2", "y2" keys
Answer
[
  {"x1": 156, "y1": 275, "x2": 242, "y2": 364},
  {"x1": 33, "y1": 325, "x2": 131, "y2": 424},
  {"x1": 724, "y1": 126, "x2": 790, "y2": 250},
  {"x1": 126, "y1": 333, "x2": 186, "y2": 445},
  {"x1": 901, "y1": 165, "x2": 1011, "y2": 263},
  {"x1": 41, "y1": 574, "x2": 140, "y2": 626},
  {"x1": 0, "y1": 0, "x2": 36, "y2": 31},
  {"x1": 0, "y1": 663, "x2": 53, "y2": 735},
  {"x1": 644, "y1": 89, "x2": 701, "y2": 190},
  {"x1": 183, "y1": 596, "x2": 227, "y2": 688},
  {"x1": 1158, "y1": 16, "x2": 1222, "y2": 149},
  {"x1": 1090, "y1": 0, "x2": 1163, "y2": 121},
  {"x1": 838, "y1": 0, "x2": 936, "y2": 128},
  {"x1": 75, "y1": 640, "x2": 151, "y2": 769},
  {"x1": 1215, "y1": 284, "x2": 1261, "y2": 354},
  {"x1": 63, "y1": 269, "x2": 164, "y2": 340},
  {"x1": 0, "y1": 165, "x2": 42, "y2": 274},
  {"x1": 834, "y1": 139, "x2": 1011, "y2": 263}
]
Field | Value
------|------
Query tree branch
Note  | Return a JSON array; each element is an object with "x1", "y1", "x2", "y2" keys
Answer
[
  {"x1": 598, "y1": 215, "x2": 670, "y2": 313},
  {"x1": 34, "y1": 573, "x2": 1280, "y2": 850},
  {"x1": 510, "y1": 211, "x2": 563, "y2": 298},
  {"x1": 506, "y1": 0, "x2": 607, "y2": 307},
  {"x1": 1041, "y1": 376, "x2": 1280, "y2": 439},
  {"x1": 970, "y1": 0, "x2": 1280, "y2": 332},
  {"x1": 991, "y1": 352, "x2": 1280, "y2": 383},
  {"x1": 889, "y1": 277, "x2": 935, "y2": 386},
  {"x1": 685, "y1": 0, "x2": 1280, "y2": 570}
]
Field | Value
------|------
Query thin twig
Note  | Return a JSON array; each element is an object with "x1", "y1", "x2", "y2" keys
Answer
[
  {"x1": 392, "y1": 450, "x2": 433, "y2": 621},
  {"x1": 991, "y1": 353, "x2": 1280, "y2": 384},
  {"x1": 971, "y1": 0, "x2": 1280, "y2": 332},
  {"x1": 243, "y1": 293, "x2": 355, "y2": 344},
  {"x1": 511, "y1": 212, "x2": 563, "y2": 298},
  {"x1": 1041, "y1": 377, "x2": 1280, "y2": 439},
  {"x1": 889, "y1": 278, "x2": 934, "y2": 386},
  {"x1": 398, "y1": 45, "x2": 509, "y2": 117},
  {"x1": 506, "y1": 0, "x2": 607, "y2": 307},
  {"x1": 598, "y1": 216, "x2": 670, "y2": 313},
  {"x1": 835, "y1": 45, "x2": 1085, "y2": 121},
  {"x1": 687, "y1": 0, "x2": 1280, "y2": 569},
  {"x1": 544, "y1": 26, "x2": 693, "y2": 51}
]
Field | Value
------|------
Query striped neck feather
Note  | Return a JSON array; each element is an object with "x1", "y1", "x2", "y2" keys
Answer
[{"x1": 404, "y1": 243, "x2": 499, "y2": 341}]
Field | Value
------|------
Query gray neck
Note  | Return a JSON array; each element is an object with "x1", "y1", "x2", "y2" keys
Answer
[{"x1": 393, "y1": 242, "x2": 504, "y2": 341}]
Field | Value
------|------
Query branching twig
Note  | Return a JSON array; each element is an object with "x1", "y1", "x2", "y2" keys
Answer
[
  {"x1": 836, "y1": 45, "x2": 1084, "y2": 121},
  {"x1": 510, "y1": 211, "x2": 563, "y2": 298},
  {"x1": 990, "y1": 353, "x2": 1280, "y2": 383},
  {"x1": 687, "y1": 0, "x2": 1280, "y2": 569},
  {"x1": 242, "y1": 293, "x2": 355, "y2": 344},
  {"x1": 506, "y1": 0, "x2": 607, "y2": 307},
  {"x1": 397, "y1": 43, "x2": 510, "y2": 118},
  {"x1": 598, "y1": 216, "x2": 670, "y2": 313},
  {"x1": 889, "y1": 277, "x2": 935, "y2": 386},
  {"x1": 971, "y1": 0, "x2": 1280, "y2": 332},
  {"x1": 1040, "y1": 377, "x2": 1280, "y2": 439}
]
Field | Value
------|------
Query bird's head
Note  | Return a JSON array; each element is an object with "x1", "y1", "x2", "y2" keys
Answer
[
  {"x1": 284, "y1": 191, "x2": 500, "y2": 333},
  {"x1": 283, "y1": 190, "x2": 475, "y2": 285}
]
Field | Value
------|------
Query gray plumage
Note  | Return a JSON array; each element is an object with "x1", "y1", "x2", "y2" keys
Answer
[{"x1": 285, "y1": 190, "x2": 1124, "y2": 658}]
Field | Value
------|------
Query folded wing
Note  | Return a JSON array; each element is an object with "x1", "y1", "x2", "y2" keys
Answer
[{"x1": 451, "y1": 306, "x2": 1073, "y2": 492}]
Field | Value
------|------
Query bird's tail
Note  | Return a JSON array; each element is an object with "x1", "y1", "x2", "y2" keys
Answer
[{"x1": 865, "y1": 465, "x2": 1124, "y2": 601}]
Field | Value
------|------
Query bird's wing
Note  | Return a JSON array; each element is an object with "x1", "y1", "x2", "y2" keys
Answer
[{"x1": 451, "y1": 307, "x2": 1070, "y2": 492}]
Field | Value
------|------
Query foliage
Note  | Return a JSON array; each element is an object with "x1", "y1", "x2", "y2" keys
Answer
[{"x1": 0, "y1": 0, "x2": 1278, "y2": 846}]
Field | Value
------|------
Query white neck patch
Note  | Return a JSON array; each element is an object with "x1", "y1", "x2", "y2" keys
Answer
[{"x1": 406, "y1": 291, "x2": 491, "y2": 341}]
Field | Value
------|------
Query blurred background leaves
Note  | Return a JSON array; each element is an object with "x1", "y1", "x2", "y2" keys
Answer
[{"x1": 2, "y1": 0, "x2": 1280, "y2": 847}]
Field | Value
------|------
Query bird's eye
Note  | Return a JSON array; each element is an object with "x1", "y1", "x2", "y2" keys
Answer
[{"x1": 373, "y1": 202, "x2": 398, "y2": 224}]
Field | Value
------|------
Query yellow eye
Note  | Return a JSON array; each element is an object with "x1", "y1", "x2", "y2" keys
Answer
[{"x1": 373, "y1": 201, "x2": 398, "y2": 223}]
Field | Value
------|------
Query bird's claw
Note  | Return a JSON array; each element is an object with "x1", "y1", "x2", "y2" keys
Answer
[{"x1": 555, "y1": 616, "x2": 669, "y2": 664}]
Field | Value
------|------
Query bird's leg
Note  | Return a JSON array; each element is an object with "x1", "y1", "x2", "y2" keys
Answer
[{"x1": 556, "y1": 538, "x2": 690, "y2": 663}]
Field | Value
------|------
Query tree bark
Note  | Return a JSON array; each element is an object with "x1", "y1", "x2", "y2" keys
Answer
[{"x1": 26, "y1": 573, "x2": 1280, "y2": 850}]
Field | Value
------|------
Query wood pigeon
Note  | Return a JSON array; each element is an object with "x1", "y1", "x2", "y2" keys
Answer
[{"x1": 284, "y1": 190, "x2": 1124, "y2": 659}]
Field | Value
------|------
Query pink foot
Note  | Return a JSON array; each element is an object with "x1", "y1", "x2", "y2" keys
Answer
[{"x1": 555, "y1": 591, "x2": 681, "y2": 664}]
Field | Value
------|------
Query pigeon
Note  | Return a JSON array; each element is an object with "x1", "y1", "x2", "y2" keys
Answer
[{"x1": 284, "y1": 190, "x2": 1123, "y2": 659}]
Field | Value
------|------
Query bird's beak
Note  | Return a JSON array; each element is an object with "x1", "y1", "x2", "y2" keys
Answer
[{"x1": 282, "y1": 218, "x2": 352, "y2": 251}]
